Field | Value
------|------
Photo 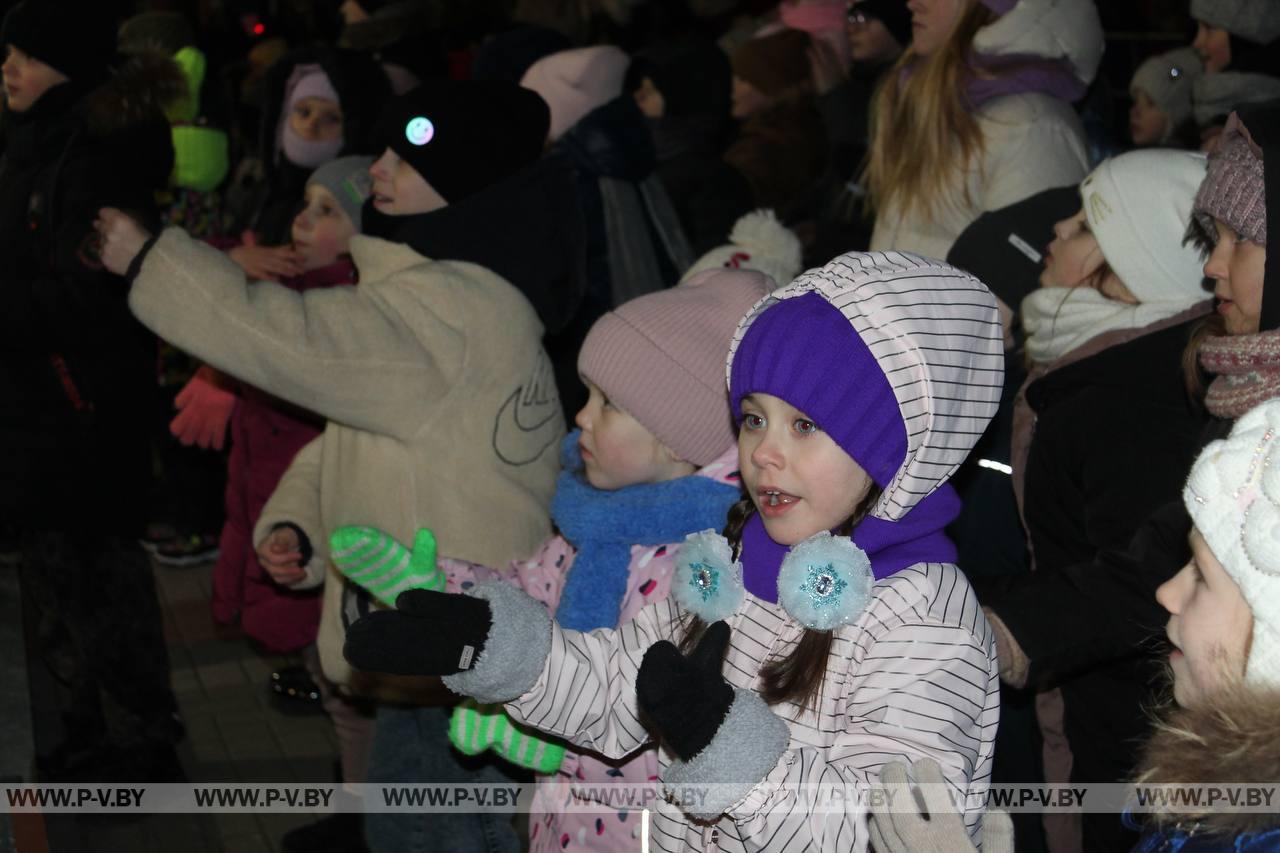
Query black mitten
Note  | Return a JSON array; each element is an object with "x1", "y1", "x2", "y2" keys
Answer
[
  {"x1": 343, "y1": 589, "x2": 492, "y2": 676},
  {"x1": 636, "y1": 620, "x2": 735, "y2": 761}
]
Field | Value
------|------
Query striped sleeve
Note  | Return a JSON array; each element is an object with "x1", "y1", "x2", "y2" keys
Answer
[
  {"x1": 502, "y1": 596, "x2": 682, "y2": 760},
  {"x1": 726, "y1": 565, "x2": 999, "y2": 852}
]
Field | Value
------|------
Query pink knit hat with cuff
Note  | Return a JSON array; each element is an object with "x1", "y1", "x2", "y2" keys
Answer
[{"x1": 578, "y1": 269, "x2": 774, "y2": 467}]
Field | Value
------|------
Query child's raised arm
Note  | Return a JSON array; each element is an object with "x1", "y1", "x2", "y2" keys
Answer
[{"x1": 95, "y1": 217, "x2": 475, "y2": 440}]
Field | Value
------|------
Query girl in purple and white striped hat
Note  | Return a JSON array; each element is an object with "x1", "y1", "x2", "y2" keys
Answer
[{"x1": 343, "y1": 250, "x2": 1012, "y2": 852}]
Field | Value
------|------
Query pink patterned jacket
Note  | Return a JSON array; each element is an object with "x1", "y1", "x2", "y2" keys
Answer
[{"x1": 441, "y1": 446, "x2": 741, "y2": 852}]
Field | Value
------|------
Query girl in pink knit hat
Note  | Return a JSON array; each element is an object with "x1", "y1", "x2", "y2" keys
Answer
[{"x1": 332, "y1": 268, "x2": 774, "y2": 853}]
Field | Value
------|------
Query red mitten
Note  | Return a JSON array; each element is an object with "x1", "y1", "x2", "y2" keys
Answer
[{"x1": 170, "y1": 366, "x2": 237, "y2": 449}]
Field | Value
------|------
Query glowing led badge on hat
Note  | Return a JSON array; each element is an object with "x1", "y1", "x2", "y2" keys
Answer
[{"x1": 405, "y1": 116, "x2": 435, "y2": 146}]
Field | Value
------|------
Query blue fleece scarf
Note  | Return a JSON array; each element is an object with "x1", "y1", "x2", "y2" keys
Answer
[{"x1": 552, "y1": 430, "x2": 740, "y2": 631}]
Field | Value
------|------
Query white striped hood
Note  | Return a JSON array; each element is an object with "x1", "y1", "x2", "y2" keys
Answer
[{"x1": 726, "y1": 250, "x2": 1005, "y2": 521}]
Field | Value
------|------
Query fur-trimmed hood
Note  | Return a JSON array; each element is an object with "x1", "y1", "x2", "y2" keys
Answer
[{"x1": 1136, "y1": 684, "x2": 1280, "y2": 837}]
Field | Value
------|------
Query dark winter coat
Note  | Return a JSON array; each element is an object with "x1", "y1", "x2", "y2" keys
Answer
[
  {"x1": 210, "y1": 260, "x2": 355, "y2": 654},
  {"x1": 628, "y1": 36, "x2": 741, "y2": 255},
  {"x1": 548, "y1": 95, "x2": 691, "y2": 415},
  {"x1": 0, "y1": 57, "x2": 182, "y2": 532},
  {"x1": 988, "y1": 311, "x2": 1211, "y2": 811},
  {"x1": 723, "y1": 96, "x2": 827, "y2": 218},
  {"x1": 555, "y1": 95, "x2": 692, "y2": 312}
]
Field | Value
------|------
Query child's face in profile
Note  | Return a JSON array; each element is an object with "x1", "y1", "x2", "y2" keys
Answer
[
  {"x1": 1039, "y1": 209, "x2": 1137, "y2": 303},
  {"x1": 1193, "y1": 21, "x2": 1231, "y2": 73},
  {"x1": 1128, "y1": 89, "x2": 1168, "y2": 147},
  {"x1": 737, "y1": 393, "x2": 871, "y2": 546},
  {"x1": 1156, "y1": 527, "x2": 1253, "y2": 708},
  {"x1": 289, "y1": 96, "x2": 344, "y2": 142},
  {"x1": 1, "y1": 45, "x2": 67, "y2": 114},
  {"x1": 369, "y1": 147, "x2": 448, "y2": 216},
  {"x1": 574, "y1": 381, "x2": 695, "y2": 490},
  {"x1": 1206, "y1": 217, "x2": 1267, "y2": 336},
  {"x1": 291, "y1": 185, "x2": 356, "y2": 270}
]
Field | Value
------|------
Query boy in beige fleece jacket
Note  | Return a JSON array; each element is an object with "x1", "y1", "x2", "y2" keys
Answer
[{"x1": 97, "y1": 80, "x2": 576, "y2": 852}]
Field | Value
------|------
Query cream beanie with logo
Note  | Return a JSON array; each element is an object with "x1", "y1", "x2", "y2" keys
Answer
[{"x1": 1082, "y1": 149, "x2": 1208, "y2": 309}]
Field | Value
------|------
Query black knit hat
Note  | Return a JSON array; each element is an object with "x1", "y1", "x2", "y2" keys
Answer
[
  {"x1": 850, "y1": 0, "x2": 913, "y2": 50},
  {"x1": 3, "y1": 0, "x2": 117, "y2": 84},
  {"x1": 375, "y1": 79, "x2": 550, "y2": 204}
]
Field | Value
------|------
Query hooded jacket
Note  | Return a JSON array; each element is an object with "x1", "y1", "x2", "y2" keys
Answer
[
  {"x1": 869, "y1": 0, "x2": 1100, "y2": 260},
  {"x1": 442, "y1": 252, "x2": 1005, "y2": 851},
  {"x1": 0, "y1": 53, "x2": 182, "y2": 530}
]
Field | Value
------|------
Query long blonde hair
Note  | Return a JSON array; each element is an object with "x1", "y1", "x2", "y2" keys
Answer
[{"x1": 863, "y1": 0, "x2": 997, "y2": 224}]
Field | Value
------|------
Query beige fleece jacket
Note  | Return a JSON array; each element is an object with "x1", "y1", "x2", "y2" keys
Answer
[{"x1": 129, "y1": 229, "x2": 564, "y2": 686}]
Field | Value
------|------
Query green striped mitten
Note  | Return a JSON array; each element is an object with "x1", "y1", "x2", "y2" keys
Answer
[
  {"x1": 449, "y1": 700, "x2": 567, "y2": 774},
  {"x1": 329, "y1": 526, "x2": 445, "y2": 607}
]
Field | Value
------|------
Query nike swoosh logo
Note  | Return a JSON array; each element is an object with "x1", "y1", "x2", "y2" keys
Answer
[{"x1": 492, "y1": 351, "x2": 563, "y2": 466}]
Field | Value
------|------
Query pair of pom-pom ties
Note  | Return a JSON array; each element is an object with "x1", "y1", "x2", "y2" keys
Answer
[{"x1": 672, "y1": 530, "x2": 874, "y2": 630}]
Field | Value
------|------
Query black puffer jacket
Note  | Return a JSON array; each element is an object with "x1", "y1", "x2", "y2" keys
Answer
[{"x1": 0, "y1": 54, "x2": 182, "y2": 531}]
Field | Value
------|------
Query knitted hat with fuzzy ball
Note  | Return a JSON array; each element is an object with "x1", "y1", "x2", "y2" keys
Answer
[
  {"x1": 1184, "y1": 398, "x2": 1280, "y2": 689},
  {"x1": 680, "y1": 210, "x2": 803, "y2": 291}
]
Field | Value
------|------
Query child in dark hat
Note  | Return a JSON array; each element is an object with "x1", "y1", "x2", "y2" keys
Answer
[
  {"x1": 94, "y1": 77, "x2": 576, "y2": 853},
  {"x1": 0, "y1": 0, "x2": 187, "y2": 781},
  {"x1": 724, "y1": 30, "x2": 827, "y2": 217}
]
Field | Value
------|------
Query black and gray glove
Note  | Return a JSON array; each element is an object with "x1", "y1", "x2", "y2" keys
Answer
[
  {"x1": 343, "y1": 589, "x2": 492, "y2": 676},
  {"x1": 636, "y1": 620, "x2": 735, "y2": 761}
]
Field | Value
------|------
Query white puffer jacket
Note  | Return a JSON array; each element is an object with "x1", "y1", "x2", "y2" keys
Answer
[{"x1": 869, "y1": 0, "x2": 1102, "y2": 260}]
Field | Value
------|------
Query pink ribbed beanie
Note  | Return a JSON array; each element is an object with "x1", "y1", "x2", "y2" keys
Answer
[{"x1": 578, "y1": 269, "x2": 775, "y2": 466}]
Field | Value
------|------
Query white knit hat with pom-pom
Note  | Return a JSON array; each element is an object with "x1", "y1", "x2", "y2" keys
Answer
[
  {"x1": 1184, "y1": 399, "x2": 1280, "y2": 689},
  {"x1": 680, "y1": 209, "x2": 803, "y2": 289}
]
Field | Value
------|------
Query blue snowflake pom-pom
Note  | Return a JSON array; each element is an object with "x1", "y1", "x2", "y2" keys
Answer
[
  {"x1": 777, "y1": 532, "x2": 873, "y2": 631},
  {"x1": 672, "y1": 530, "x2": 744, "y2": 623}
]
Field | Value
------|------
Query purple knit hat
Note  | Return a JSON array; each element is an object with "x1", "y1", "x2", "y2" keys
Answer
[
  {"x1": 979, "y1": 0, "x2": 1018, "y2": 13},
  {"x1": 728, "y1": 292, "x2": 908, "y2": 489},
  {"x1": 578, "y1": 269, "x2": 775, "y2": 467},
  {"x1": 1194, "y1": 112, "x2": 1266, "y2": 246}
]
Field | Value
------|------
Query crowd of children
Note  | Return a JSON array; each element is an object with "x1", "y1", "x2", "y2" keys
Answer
[{"x1": 6, "y1": 0, "x2": 1280, "y2": 852}]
